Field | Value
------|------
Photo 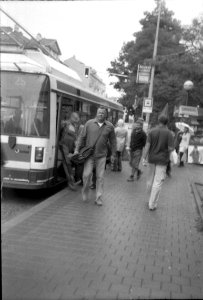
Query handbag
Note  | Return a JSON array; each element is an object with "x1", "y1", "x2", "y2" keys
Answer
[{"x1": 71, "y1": 126, "x2": 105, "y2": 165}]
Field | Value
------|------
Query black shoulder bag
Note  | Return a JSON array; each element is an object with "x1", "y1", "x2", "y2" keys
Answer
[{"x1": 71, "y1": 126, "x2": 104, "y2": 165}]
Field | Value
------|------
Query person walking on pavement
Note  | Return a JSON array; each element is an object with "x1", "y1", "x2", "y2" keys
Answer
[
  {"x1": 59, "y1": 112, "x2": 81, "y2": 191},
  {"x1": 127, "y1": 121, "x2": 147, "y2": 181},
  {"x1": 113, "y1": 119, "x2": 128, "y2": 172},
  {"x1": 166, "y1": 124, "x2": 176, "y2": 177},
  {"x1": 74, "y1": 106, "x2": 116, "y2": 206},
  {"x1": 174, "y1": 127, "x2": 182, "y2": 154},
  {"x1": 142, "y1": 115, "x2": 174, "y2": 211},
  {"x1": 178, "y1": 126, "x2": 190, "y2": 167},
  {"x1": 74, "y1": 123, "x2": 84, "y2": 185}
]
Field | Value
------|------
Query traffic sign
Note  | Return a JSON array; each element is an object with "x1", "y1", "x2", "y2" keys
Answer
[
  {"x1": 142, "y1": 97, "x2": 153, "y2": 114},
  {"x1": 144, "y1": 98, "x2": 152, "y2": 107}
]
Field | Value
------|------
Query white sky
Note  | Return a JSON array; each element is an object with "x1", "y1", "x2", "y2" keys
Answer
[{"x1": 1, "y1": 0, "x2": 203, "y2": 97}]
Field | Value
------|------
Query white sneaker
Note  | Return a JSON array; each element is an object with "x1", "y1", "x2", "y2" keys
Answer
[{"x1": 95, "y1": 198, "x2": 103, "y2": 206}]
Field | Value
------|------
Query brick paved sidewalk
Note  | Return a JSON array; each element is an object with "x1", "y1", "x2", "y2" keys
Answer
[{"x1": 2, "y1": 163, "x2": 203, "y2": 300}]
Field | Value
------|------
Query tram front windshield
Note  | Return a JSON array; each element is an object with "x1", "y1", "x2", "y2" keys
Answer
[{"x1": 1, "y1": 72, "x2": 50, "y2": 137}]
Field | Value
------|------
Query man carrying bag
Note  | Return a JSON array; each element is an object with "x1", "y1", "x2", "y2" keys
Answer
[{"x1": 74, "y1": 106, "x2": 116, "y2": 206}]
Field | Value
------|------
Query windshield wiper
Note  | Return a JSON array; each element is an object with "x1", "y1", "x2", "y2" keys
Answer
[{"x1": 14, "y1": 63, "x2": 22, "y2": 72}]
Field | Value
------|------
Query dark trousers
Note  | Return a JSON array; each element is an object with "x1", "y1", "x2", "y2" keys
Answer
[
  {"x1": 166, "y1": 161, "x2": 171, "y2": 175},
  {"x1": 116, "y1": 151, "x2": 122, "y2": 171},
  {"x1": 111, "y1": 151, "x2": 122, "y2": 171},
  {"x1": 179, "y1": 152, "x2": 184, "y2": 166},
  {"x1": 92, "y1": 167, "x2": 97, "y2": 186},
  {"x1": 60, "y1": 146, "x2": 74, "y2": 184},
  {"x1": 74, "y1": 163, "x2": 84, "y2": 182}
]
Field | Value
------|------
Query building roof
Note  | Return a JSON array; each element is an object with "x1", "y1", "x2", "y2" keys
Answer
[
  {"x1": 40, "y1": 38, "x2": 62, "y2": 55},
  {"x1": 0, "y1": 28, "x2": 62, "y2": 57},
  {"x1": 0, "y1": 30, "x2": 29, "y2": 47}
]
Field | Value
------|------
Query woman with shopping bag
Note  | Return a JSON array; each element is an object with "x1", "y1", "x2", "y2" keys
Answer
[
  {"x1": 112, "y1": 119, "x2": 128, "y2": 171},
  {"x1": 178, "y1": 127, "x2": 190, "y2": 167}
]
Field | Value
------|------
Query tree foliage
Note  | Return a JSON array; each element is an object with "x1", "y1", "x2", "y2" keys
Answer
[{"x1": 108, "y1": 1, "x2": 203, "y2": 123}]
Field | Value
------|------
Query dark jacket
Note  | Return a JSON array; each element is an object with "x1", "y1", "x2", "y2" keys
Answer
[
  {"x1": 75, "y1": 118, "x2": 116, "y2": 158},
  {"x1": 130, "y1": 129, "x2": 147, "y2": 151}
]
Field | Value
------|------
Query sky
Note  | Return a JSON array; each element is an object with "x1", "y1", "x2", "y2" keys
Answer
[{"x1": 1, "y1": 0, "x2": 203, "y2": 97}]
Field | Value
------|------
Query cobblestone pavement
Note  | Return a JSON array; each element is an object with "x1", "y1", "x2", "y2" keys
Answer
[{"x1": 2, "y1": 163, "x2": 203, "y2": 300}]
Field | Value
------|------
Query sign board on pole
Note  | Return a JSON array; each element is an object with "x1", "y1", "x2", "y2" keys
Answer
[
  {"x1": 179, "y1": 106, "x2": 198, "y2": 117},
  {"x1": 136, "y1": 65, "x2": 151, "y2": 84},
  {"x1": 142, "y1": 106, "x2": 153, "y2": 113},
  {"x1": 142, "y1": 97, "x2": 153, "y2": 114},
  {"x1": 144, "y1": 98, "x2": 152, "y2": 107}
]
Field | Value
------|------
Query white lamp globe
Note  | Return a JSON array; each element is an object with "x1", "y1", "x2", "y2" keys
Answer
[{"x1": 183, "y1": 80, "x2": 194, "y2": 91}]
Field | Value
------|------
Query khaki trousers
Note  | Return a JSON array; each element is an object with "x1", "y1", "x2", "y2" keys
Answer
[
  {"x1": 82, "y1": 156, "x2": 106, "y2": 201},
  {"x1": 147, "y1": 163, "x2": 167, "y2": 209}
]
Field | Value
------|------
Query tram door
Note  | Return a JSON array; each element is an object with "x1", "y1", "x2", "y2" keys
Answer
[{"x1": 55, "y1": 95, "x2": 74, "y2": 180}]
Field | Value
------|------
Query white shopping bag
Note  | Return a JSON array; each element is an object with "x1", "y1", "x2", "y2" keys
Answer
[{"x1": 170, "y1": 150, "x2": 178, "y2": 165}]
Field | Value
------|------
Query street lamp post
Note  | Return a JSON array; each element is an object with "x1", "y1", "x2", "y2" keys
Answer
[{"x1": 183, "y1": 80, "x2": 194, "y2": 106}]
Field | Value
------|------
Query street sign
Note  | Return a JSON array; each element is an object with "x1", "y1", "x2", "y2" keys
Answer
[
  {"x1": 142, "y1": 106, "x2": 153, "y2": 113},
  {"x1": 136, "y1": 65, "x2": 151, "y2": 84},
  {"x1": 142, "y1": 97, "x2": 153, "y2": 114},
  {"x1": 144, "y1": 98, "x2": 152, "y2": 107},
  {"x1": 179, "y1": 106, "x2": 198, "y2": 117}
]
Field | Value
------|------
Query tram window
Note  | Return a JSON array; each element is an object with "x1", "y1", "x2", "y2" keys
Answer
[
  {"x1": 90, "y1": 104, "x2": 97, "y2": 119},
  {"x1": 1, "y1": 72, "x2": 50, "y2": 137},
  {"x1": 74, "y1": 100, "x2": 81, "y2": 112},
  {"x1": 78, "y1": 102, "x2": 90, "y2": 124},
  {"x1": 1, "y1": 96, "x2": 23, "y2": 135},
  {"x1": 60, "y1": 96, "x2": 74, "y2": 127},
  {"x1": 61, "y1": 105, "x2": 73, "y2": 127},
  {"x1": 112, "y1": 110, "x2": 117, "y2": 125},
  {"x1": 80, "y1": 112, "x2": 89, "y2": 125}
]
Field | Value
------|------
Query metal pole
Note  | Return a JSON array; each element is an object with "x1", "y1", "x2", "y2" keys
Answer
[
  {"x1": 186, "y1": 91, "x2": 188, "y2": 106},
  {"x1": 146, "y1": 0, "x2": 162, "y2": 125}
]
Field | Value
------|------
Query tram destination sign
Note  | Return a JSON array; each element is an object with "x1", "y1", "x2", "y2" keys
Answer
[{"x1": 136, "y1": 65, "x2": 151, "y2": 84}]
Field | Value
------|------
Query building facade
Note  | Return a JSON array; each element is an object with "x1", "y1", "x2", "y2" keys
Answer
[{"x1": 64, "y1": 56, "x2": 106, "y2": 96}]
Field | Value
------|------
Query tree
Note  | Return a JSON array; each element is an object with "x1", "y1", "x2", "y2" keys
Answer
[
  {"x1": 181, "y1": 15, "x2": 203, "y2": 107},
  {"x1": 108, "y1": 1, "x2": 203, "y2": 123}
]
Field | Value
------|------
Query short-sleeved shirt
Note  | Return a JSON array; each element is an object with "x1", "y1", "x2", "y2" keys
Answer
[{"x1": 147, "y1": 127, "x2": 174, "y2": 165}]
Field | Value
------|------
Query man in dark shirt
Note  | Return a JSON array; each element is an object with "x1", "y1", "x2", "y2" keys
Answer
[
  {"x1": 143, "y1": 115, "x2": 174, "y2": 211},
  {"x1": 127, "y1": 121, "x2": 146, "y2": 181},
  {"x1": 75, "y1": 106, "x2": 116, "y2": 206}
]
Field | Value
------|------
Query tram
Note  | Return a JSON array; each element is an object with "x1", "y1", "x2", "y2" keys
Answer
[{"x1": 1, "y1": 48, "x2": 123, "y2": 189}]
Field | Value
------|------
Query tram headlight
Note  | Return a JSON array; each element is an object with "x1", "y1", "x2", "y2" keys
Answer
[{"x1": 35, "y1": 147, "x2": 44, "y2": 163}]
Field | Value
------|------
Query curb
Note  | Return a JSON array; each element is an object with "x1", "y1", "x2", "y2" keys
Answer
[
  {"x1": 191, "y1": 182, "x2": 203, "y2": 222},
  {"x1": 1, "y1": 188, "x2": 68, "y2": 234}
]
